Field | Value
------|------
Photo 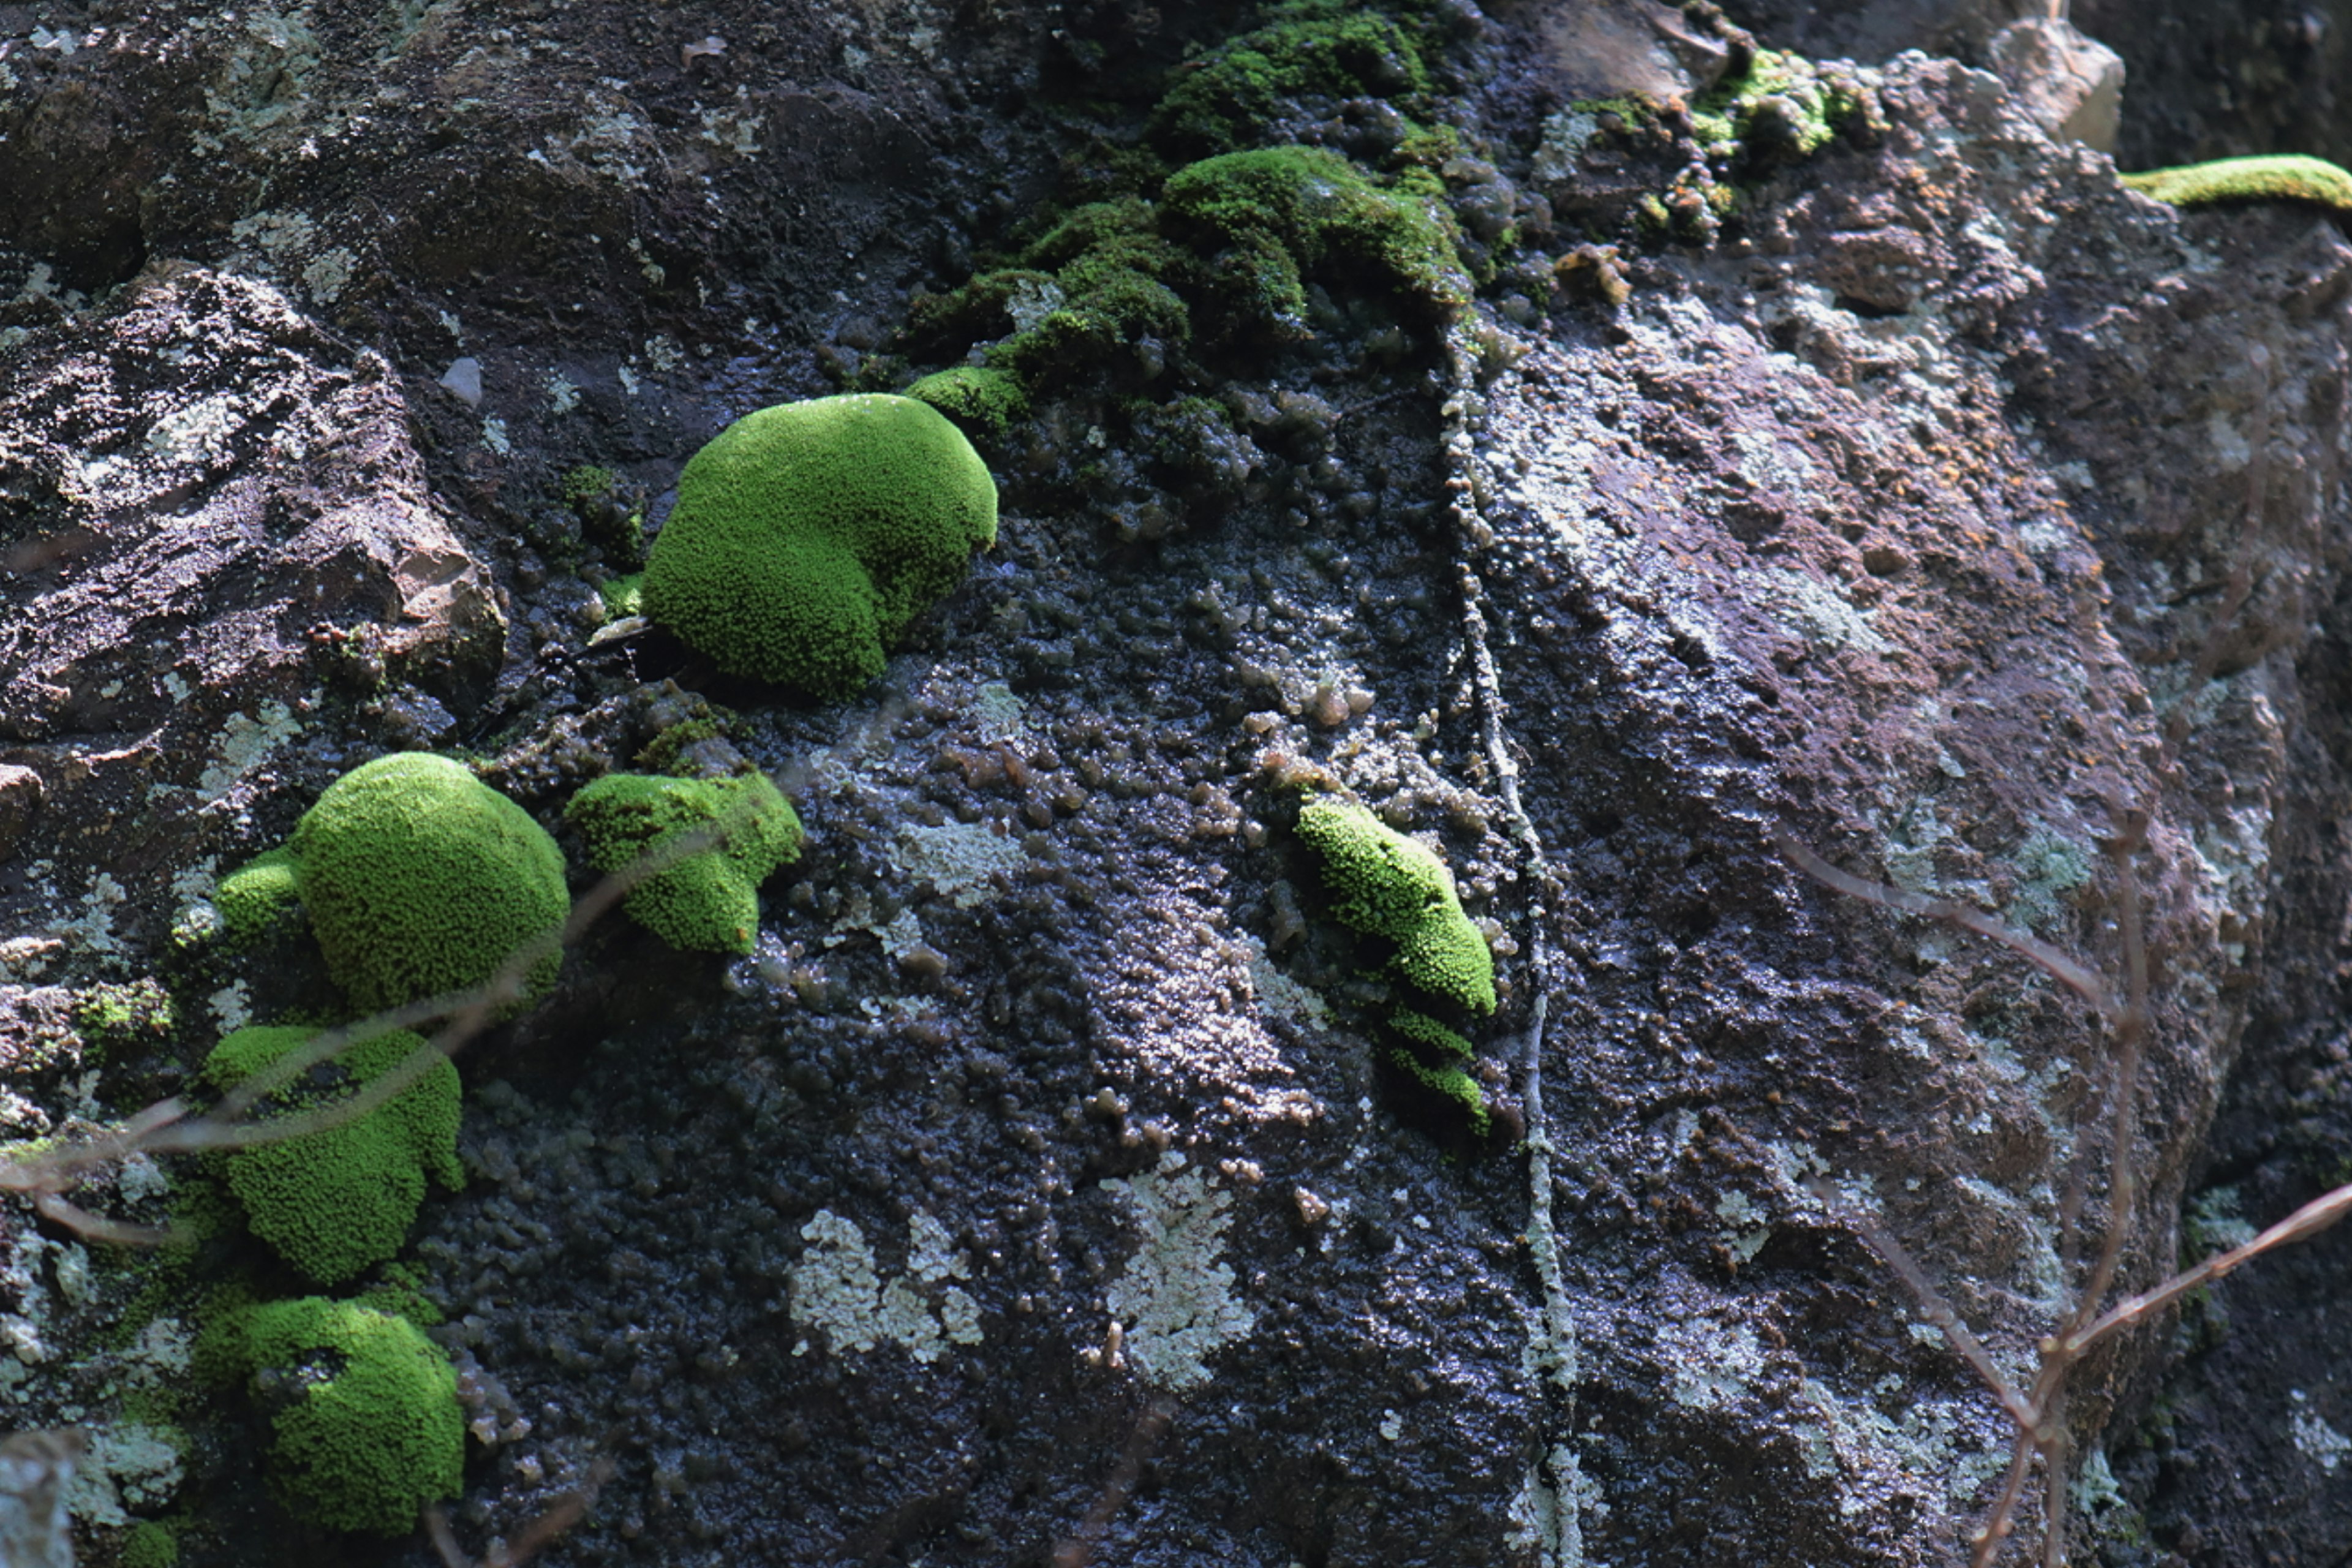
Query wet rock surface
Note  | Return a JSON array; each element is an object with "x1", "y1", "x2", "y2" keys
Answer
[{"x1": 2, "y1": 3, "x2": 2351, "y2": 1567}]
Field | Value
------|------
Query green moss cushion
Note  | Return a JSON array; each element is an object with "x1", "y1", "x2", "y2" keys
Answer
[
  {"x1": 643, "y1": 393, "x2": 998, "y2": 698},
  {"x1": 215, "y1": 845, "x2": 303, "y2": 946},
  {"x1": 209, "y1": 1297, "x2": 462, "y2": 1534},
  {"x1": 1161, "y1": 146, "x2": 1469, "y2": 325},
  {"x1": 1295, "y1": 796, "x2": 1496, "y2": 1014},
  {"x1": 1384, "y1": 1006, "x2": 1488, "y2": 1133},
  {"x1": 203, "y1": 1024, "x2": 462, "y2": 1285},
  {"x1": 564, "y1": 771, "x2": 805, "y2": 954},
  {"x1": 291, "y1": 753, "x2": 570, "y2": 1015}
]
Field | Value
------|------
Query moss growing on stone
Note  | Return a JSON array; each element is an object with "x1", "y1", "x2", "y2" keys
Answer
[
  {"x1": 1294, "y1": 796, "x2": 1495, "y2": 1014},
  {"x1": 643, "y1": 394, "x2": 998, "y2": 698},
  {"x1": 1161, "y1": 145, "x2": 1469, "y2": 328},
  {"x1": 202, "y1": 1023, "x2": 462, "y2": 1285},
  {"x1": 203, "y1": 1296, "x2": 462, "y2": 1535},
  {"x1": 598, "y1": 571, "x2": 646, "y2": 620},
  {"x1": 69, "y1": 978, "x2": 173, "y2": 1060},
  {"x1": 215, "y1": 845, "x2": 303, "y2": 946},
  {"x1": 564, "y1": 771, "x2": 805, "y2": 954},
  {"x1": 120, "y1": 1520, "x2": 179, "y2": 1568},
  {"x1": 1152, "y1": 0, "x2": 1436, "y2": 157},
  {"x1": 290, "y1": 753, "x2": 570, "y2": 1015},
  {"x1": 1384, "y1": 1006, "x2": 1489, "y2": 1133},
  {"x1": 2121, "y1": 153, "x2": 2352, "y2": 211},
  {"x1": 906, "y1": 365, "x2": 1030, "y2": 442},
  {"x1": 1690, "y1": 48, "x2": 1868, "y2": 172}
]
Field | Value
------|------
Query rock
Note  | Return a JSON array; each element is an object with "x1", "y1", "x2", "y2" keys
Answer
[
  {"x1": 1989, "y1": 17, "x2": 2126, "y2": 151},
  {"x1": 0, "y1": 767, "x2": 40, "y2": 864}
]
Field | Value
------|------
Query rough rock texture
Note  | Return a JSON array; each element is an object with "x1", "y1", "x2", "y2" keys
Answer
[{"x1": 3, "y1": 2, "x2": 2352, "y2": 1567}]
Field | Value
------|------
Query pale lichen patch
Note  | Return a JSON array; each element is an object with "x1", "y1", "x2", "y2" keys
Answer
[{"x1": 1100, "y1": 1153, "x2": 1255, "y2": 1391}]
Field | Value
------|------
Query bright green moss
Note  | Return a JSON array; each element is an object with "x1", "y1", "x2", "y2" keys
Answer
[
  {"x1": 1161, "y1": 146, "x2": 1469, "y2": 327},
  {"x1": 2121, "y1": 154, "x2": 2352, "y2": 210},
  {"x1": 202, "y1": 1023, "x2": 462, "y2": 1285},
  {"x1": 643, "y1": 394, "x2": 998, "y2": 698},
  {"x1": 564, "y1": 771, "x2": 805, "y2": 954},
  {"x1": 1152, "y1": 1, "x2": 1434, "y2": 157},
  {"x1": 1294, "y1": 797, "x2": 1495, "y2": 1013},
  {"x1": 216, "y1": 845, "x2": 303, "y2": 946},
  {"x1": 907, "y1": 366, "x2": 1030, "y2": 441},
  {"x1": 599, "y1": 571, "x2": 646, "y2": 620},
  {"x1": 120, "y1": 1520, "x2": 179, "y2": 1568},
  {"x1": 205, "y1": 1297, "x2": 462, "y2": 1535},
  {"x1": 70, "y1": 978, "x2": 173, "y2": 1059},
  {"x1": 1384, "y1": 1007, "x2": 1488, "y2": 1133},
  {"x1": 291, "y1": 753, "x2": 570, "y2": 1015},
  {"x1": 1691, "y1": 48, "x2": 1859, "y2": 165}
]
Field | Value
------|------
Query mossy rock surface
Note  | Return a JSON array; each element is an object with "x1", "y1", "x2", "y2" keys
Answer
[
  {"x1": 291, "y1": 753, "x2": 569, "y2": 1015},
  {"x1": 202, "y1": 1023, "x2": 462, "y2": 1285},
  {"x1": 1161, "y1": 145, "x2": 1468, "y2": 326},
  {"x1": 643, "y1": 393, "x2": 998, "y2": 698},
  {"x1": 565, "y1": 771, "x2": 805, "y2": 954},
  {"x1": 206, "y1": 1296, "x2": 462, "y2": 1534}
]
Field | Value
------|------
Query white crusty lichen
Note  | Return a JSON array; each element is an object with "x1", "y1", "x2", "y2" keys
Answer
[
  {"x1": 888, "y1": 820, "x2": 1026, "y2": 909},
  {"x1": 63, "y1": 1423, "x2": 183, "y2": 1528},
  {"x1": 788, "y1": 1210, "x2": 981, "y2": 1366},
  {"x1": 1099, "y1": 1152, "x2": 1256, "y2": 1390}
]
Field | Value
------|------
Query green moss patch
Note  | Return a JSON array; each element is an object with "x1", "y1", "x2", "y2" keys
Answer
[
  {"x1": 643, "y1": 393, "x2": 999, "y2": 698},
  {"x1": 1294, "y1": 796, "x2": 1494, "y2": 1014},
  {"x1": 2121, "y1": 153, "x2": 2352, "y2": 210},
  {"x1": 215, "y1": 845, "x2": 303, "y2": 947},
  {"x1": 1162, "y1": 144, "x2": 1469, "y2": 327},
  {"x1": 1383, "y1": 1006, "x2": 1488, "y2": 1134},
  {"x1": 565, "y1": 771, "x2": 805, "y2": 954},
  {"x1": 203, "y1": 1296, "x2": 462, "y2": 1535},
  {"x1": 202, "y1": 1024, "x2": 462, "y2": 1285},
  {"x1": 290, "y1": 753, "x2": 570, "y2": 1016},
  {"x1": 1151, "y1": 0, "x2": 1438, "y2": 157},
  {"x1": 906, "y1": 365, "x2": 1031, "y2": 442}
]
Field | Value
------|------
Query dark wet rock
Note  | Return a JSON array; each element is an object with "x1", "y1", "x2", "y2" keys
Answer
[{"x1": 2, "y1": 4, "x2": 2351, "y2": 1567}]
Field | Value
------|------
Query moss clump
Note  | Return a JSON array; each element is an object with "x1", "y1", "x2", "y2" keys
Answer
[
  {"x1": 70, "y1": 978, "x2": 173, "y2": 1059},
  {"x1": 1690, "y1": 48, "x2": 1869, "y2": 172},
  {"x1": 215, "y1": 845, "x2": 304, "y2": 946},
  {"x1": 598, "y1": 571, "x2": 646, "y2": 620},
  {"x1": 906, "y1": 365, "x2": 1030, "y2": 442},
  {"x1": 203, "y1": 1296, "x2": 462, "y2": 1535},
  {"x1": 1295, "y1": 796, "x2": 1494, "y2": 1014},
  {"x1": 202, "y1": 1024, "x2": 462, "y2": 1285},
  {"x1": 289, "y1": 753, "x2": 569, "y2": 1016},
  {"x1": 120, "y1": 1520, "x2": 179, "y2": 1568},
  {"x1": 643, "y1": 394, "x2": 998, "y2": 698},
  {"x1": 2121, "y1": 154, "x2": 2352, "y2": 211},
  {"x1": 1152, "y1": 0, "x2": 1436, "y2": 157},
  {"x1": 565, "y1": 771, "x2": 805, "y2": 954},
  {"x1": 1161, "y1": 145, "x2": 1469, "y2": 328},
  {"x1": 1384, "y1": 1006, "x2": 1488, "y2": 1133}
]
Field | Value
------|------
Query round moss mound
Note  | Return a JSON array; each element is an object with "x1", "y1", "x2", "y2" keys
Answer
[
  {"x1": 291, "y1": 753, "x2": 569, "y2": 1015},
  {"x1": 1294, "y1": 796, "x2": 1495, "y2": 1014},
  {"x1": 564, "y1": 771, "x2": 805, "y2": 954},
  {"x1": 215, "y1": 845, "x2": 303, "y2": 946},
  {"x1": 203, "y1": 1024, "x2": 463, "y2": 1285},
  {"x1": 209, "y1": 1296, "x2": 462, "y2": 1535},
  {"x1": 643, "y1": 393, "x2": 998, "y2": 698}
]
